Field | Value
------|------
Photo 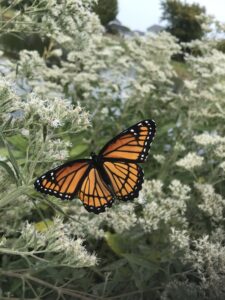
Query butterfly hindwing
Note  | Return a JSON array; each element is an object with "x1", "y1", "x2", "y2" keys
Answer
[
  {"x1": 103, "y1": 161, "x2": 144, "y2": 201},
  {"x1": 99, "y1": 120, "x2": 156, "y2": 163},
  {"x1": 78, "y1": 167, "x2": 114, "y2": 214},
  {"x1": 34, "y1": 160, "x2": 90, "y2": 200}
]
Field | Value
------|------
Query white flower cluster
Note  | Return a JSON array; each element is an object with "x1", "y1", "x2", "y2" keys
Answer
[
  {"x1": 7, "y1": 0, "x2": 102, "y2": 51},
  {"x1": 176, "y1": 152, "x2": 204, "y2": 171},
  {"x1": 0, "y1": 194, "x2": 34, "y2": 236},
  {"x1": 0, "y1": 77, "x2": 19, "y2": 119},
  {"x1": 104, "y1": 203, "x2": 137, "y2": 233},
  {"x1": 213, "y1": 143, "x2": 225, "y2": 158},
  {"x1": 16, "y1": 50, "x2": 65, "y2": 99},
  {"x1": 42, "y1": 139, "x2": 72, "y2": 162},
  {"x1": 139, "y1": 180, "x2": 190, "y2": 232},
  {"x1": 219, "y1": 161, "x2": 225, "y2": 172},
  {"x1": 65, "y1": 201, "x2": 137, "y2": 239},
  {"x1": 138, "y1": 179, "x2": 164, "y2": 204},
  {"x1": 169, "y1": 228, "x2": 190, "y2": 253},
  {"x1": 20, "y1": 218, "x2": 97, "y2": 268},
  {"x1": 186, "y1": 235, "x2": 225, "y2": 290},
  {"x1": 195, "y1": 183, "x2": 225, "y2": 223},
  {"x1": 153, "y1": 154, "x2": 166, "y2": 164},
  {"x1": 18, "y1": 50, "x2": 46, "y2": 79},
  {"x1": 194, "y1": 132, "x2": 225, "y2": 146},
  {"x1": 14, "y1": 92, "x2": 89, "y2": 130},
  {"x1": 184, "y1": 47, "x2": 225, "y2": 120}
]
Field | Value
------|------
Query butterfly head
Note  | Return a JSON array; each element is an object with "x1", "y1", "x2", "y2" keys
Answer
[{"x1": 90, "y1": 152, "x2": 97, "y2": 160}]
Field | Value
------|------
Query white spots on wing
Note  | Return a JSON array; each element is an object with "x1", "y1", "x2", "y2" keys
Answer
[
  {"x1": 130, "y1": 129, "x2": 134, "y2": 132},
  {"x1": 41, "y1": 175, "x2": 46, "y2": 178}
]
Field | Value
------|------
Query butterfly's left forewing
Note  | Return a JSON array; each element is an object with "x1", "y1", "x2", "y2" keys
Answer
[{"x1": 34, "y1": 160, "x2": 90, "y2": 200}]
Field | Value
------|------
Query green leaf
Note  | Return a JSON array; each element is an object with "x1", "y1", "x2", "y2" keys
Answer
[
  {"x1": 105, "y1": 232, "x2": 127, "y2": 256},
  {"x1": 0, "y1": 147, "x2": 8, "y2": 158},
  {"x1": 101, "y1": 258, "x2": 127, "y2": 271},
  {"x1": 123, "y1": 254, "x2": 159, "y2": 271},
  {"x1": 70, "y1": 143, "x2": 88, "y2": 158},
  {"x1": 0, "y1": 161, "x2": 17, "y2": 183},
  {"x1": 35, "y1": 219, "x2": 53, "y2": 232},
  {"x1": 0, "y1": 133, "x2": 24, "y2": 184},
  {"x1": 0, "y1": 185, "x2": 34, "y2": 208},
  {"x1": 7, "y1": 134, "x2": 28, "y2": 152}
]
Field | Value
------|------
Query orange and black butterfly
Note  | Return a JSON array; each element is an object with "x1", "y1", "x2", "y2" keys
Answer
[{"x1": 34, "y1": 120, "x2": 156, "y2": 214}]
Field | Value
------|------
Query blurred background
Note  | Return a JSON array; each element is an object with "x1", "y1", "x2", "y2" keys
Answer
[
  {"x1": 118, "y1": 0, "x2": 224, "y2": 31},
  {"x1": 0, "y1": 1, "x2": 225, "y2": 299}
]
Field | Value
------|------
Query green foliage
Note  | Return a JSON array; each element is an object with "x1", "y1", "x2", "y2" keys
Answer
[
  {"x1": 161, "y1": 0, "x2": 206, "y2": 42},
  {"x1": 217, "y1": 39, "x2": 225, "y2": 54},
  {"x1": 93, "y1": 0, "x2": 118, "y2": 26}
]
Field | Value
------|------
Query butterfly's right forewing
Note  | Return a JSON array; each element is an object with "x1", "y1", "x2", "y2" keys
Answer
[{"x1": 99, "y1": 120, "x2": 156, "y2": 163}]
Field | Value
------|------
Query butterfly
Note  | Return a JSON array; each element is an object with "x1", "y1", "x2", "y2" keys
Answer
[{"x1": 34, "y1": 120, "x2": 156, "y2": 214}]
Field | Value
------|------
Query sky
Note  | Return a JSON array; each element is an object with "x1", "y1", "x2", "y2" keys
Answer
[{"x1": 118, "y1": 0, "x2": 225, "y2": 31}]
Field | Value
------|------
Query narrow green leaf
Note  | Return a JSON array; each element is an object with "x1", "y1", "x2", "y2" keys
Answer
[{"x1": 0, "y1": 161, "x2": 17, "y2": 183}]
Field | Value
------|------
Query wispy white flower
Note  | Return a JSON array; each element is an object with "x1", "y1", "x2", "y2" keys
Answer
[
  {"x1": 0, "y1": 235, "x2": 6, "y2": 247},
  {"x1": 219, "y1": 161, "x2": 225, "y2": 171},
  {"x1": 174, "y1": 142, "x2": 186, "y2": 152},
  {"x1": 169, "y1": 228, "x2": 190, "y2": 252},
  {"x1": 21, "y1": 218, "x2": 97, "y2": 268},
  {"x1": 139, "y1": 180, "x2": 188, "y2": 232},
  {"x1": 21, "y1": 128, "x2": 29, "y2": 137},
  {"x1": 169, "y1": 180, "x2": 191, "y2": 202},
  {"x1": 176, "y1": 152, "x2": 204, "y2": 171},
  {"x1": 214, "y1": 144, "x2": 225, "y2": 158},
  {"x1": 195, "y1": 183, "x2": 225, "y2": 222},
  {"x1": 194, "y1": 132, "x2": 225, "y2": 146},
  {"x1": 153, "y1": 154, "x2": 165, "y2": 164},
  {"x1": 14, "y1": 93, "x2": 90, "y2": 130}
]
